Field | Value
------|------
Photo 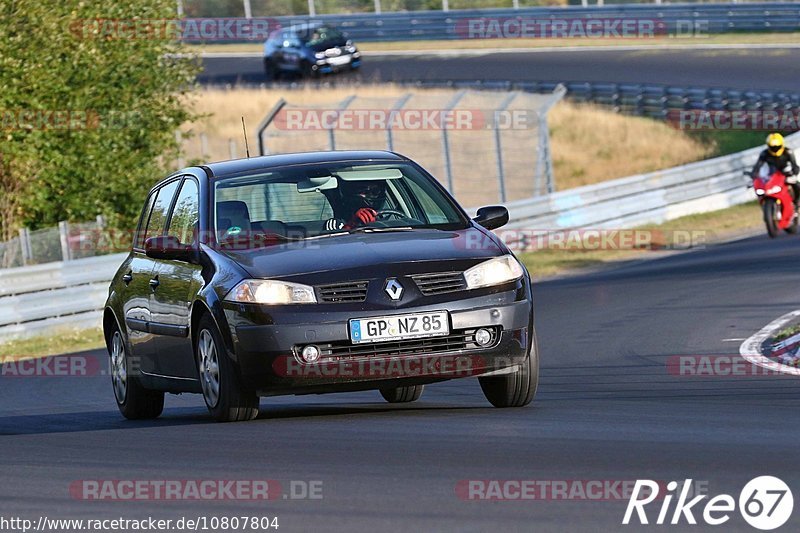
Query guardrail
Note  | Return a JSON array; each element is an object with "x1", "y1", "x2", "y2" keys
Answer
[
  {"x1": 205, "y1": 3, "x2": 800, "y2": 43},
  {"x1": 490, "y1": 132, "x2": 800, "y2": 246},
  {"x1": 0, "y1": 253, "x2": 126, "y2": 340}
]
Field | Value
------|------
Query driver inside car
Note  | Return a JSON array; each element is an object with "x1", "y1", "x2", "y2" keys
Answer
[{"x1": 324, "y1": 179, "x2": 391, "y2": 231}]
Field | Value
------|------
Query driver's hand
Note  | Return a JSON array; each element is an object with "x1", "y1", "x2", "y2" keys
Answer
[{"x1": 350, "y1": 207, "x2": 377, "y2": 226}]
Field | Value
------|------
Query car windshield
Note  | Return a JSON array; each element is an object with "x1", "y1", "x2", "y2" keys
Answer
[
  {"x1": 213, "y1": 162, "x2": 468, "y2": 247},
  {"x1": 303, "y1": 26, "x2": 344, "y2": 47}
]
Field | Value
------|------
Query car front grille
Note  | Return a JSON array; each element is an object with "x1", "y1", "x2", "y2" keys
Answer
[
  {"x1": 317, "y1": 281, "x2": 369, "y2": 303},
  {"x1": 411, "y1": 271, "x2": 467, "y2": 296},
  {"x1": 296, "y1": 327, "x2": 500, "y2": 361}
]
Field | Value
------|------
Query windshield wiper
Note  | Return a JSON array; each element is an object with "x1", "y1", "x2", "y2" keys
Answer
[{"x1": 346, "y1": 226, "x2": 415, "y2": 234}]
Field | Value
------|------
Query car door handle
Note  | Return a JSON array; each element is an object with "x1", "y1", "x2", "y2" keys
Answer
[
  {"x1": 149, "y1": 277, "x2": 160, "y2": 289},
  {"x1": 122, "y1": 271, "x2": 133, "y2": 285}
]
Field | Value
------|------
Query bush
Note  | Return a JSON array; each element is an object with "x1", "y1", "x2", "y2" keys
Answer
[{"x1": 0, "y1": 0, "x2": 199, "y2": 240}]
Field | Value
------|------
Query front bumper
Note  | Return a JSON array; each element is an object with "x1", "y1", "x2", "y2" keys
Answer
[{"x1": 224, "y1": 289, "x2": 532, "y2": 395}]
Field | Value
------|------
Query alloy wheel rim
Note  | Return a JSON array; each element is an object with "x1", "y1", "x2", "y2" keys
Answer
[
  {"x1": 198, "y1": 330, "x2": 220, "y2": 408},
  {"x1": 110, "y1": 331, "x2": 127, "y2": 404}
]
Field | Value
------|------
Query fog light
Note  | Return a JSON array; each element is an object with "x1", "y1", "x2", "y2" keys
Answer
[
  {"x1": 474, "y1": 328, "x2": 493, "y2": 347},
  {"x1": 300, "y1": 345, "x2": 320, "y2": 363}
]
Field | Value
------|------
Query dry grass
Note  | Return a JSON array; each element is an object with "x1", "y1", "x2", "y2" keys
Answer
[
  {"x1": 549, "y1": 103, "x2": 713, "y2": 188},
  {"x1": 182, "y1": 86, "x2": 716, "y2": 204}
]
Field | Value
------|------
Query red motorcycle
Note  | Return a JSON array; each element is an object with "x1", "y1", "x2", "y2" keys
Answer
[{"x1": 751, "y1": 167, "x2": 798, "y2": 238}]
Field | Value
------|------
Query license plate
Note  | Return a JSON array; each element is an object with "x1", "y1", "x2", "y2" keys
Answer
[
  {"x1": 328, "y1": 55, "x2": 351, "y2": 66},
  {"x1": 349, "y1": 311, "x2": 449, "y2": 344}
]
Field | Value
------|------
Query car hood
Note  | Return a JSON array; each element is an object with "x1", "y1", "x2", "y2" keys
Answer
[
  {"x1": 222, "y1": 227, "x2": 505, "y2": 280},
  {"x1": 309, "y1": 38, "x2": 349, "y2": 52}
]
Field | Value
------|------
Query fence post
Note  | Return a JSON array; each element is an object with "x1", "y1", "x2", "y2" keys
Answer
[
  {"x1": 386, "y1": 93, "x2": 412, "y2": 152},
  {"x1": 257, "y1": 98, "x2": 287, "y2": 155},
  {"x1": 493, "y1": 92, "x2": 519, "y2": 203},
  {"x1": 442, "y1": 0, "x2": 449, "y2": 12},
  {"x1": 176, "y1": 0, "x2": 183, "y2": 17},
  {"x1": 200, "y1": 132, "x2": 209, "y2": 159},
  {"x1": 308, "y1": 0, "x2": 316, "y2": 17},
  {"x1": 18, "y1": 228, "x2": 31, "y2": 266},
  {"x1": 374, "y1": 0, "x2": 382, "y2": 14},
  {"x1": 243, "y1": 0, "x2": 252, "y2": 18},
  {"x1": 534, "y1": 84, "x2": 566, "y2": 195},
  {"x1": 59, "y1": 221, "x2": 71, "y2": 262},
  {"x1": 442, "y1": 90, "x2": 467, "y2": 194},
  {"x1": 175, "y1": 130, "x2": 185, "y2": 169},
  {"x1": 329, "y1": 95, "x2": 357, "y2": 151}
]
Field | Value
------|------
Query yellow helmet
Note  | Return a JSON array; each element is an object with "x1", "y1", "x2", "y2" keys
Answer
[{"x1": 767, "y1": 133, "x2": 785, "y2": 156}]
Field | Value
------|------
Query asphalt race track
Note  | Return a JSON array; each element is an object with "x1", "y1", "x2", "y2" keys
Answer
[
  {"x1": 199, "y1": 48, "x2": 800, "y2": 92},
  {"x1": 3, "y1": 232, "x2": 800, "y2": 531}
]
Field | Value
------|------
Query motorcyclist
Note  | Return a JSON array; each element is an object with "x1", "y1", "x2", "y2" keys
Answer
[
  {"x1": 324, "y1": 180, "x2": 389, "y2": 231},
  {"x1": 750, "y1": 133, "x2": 800, "y2": 208}
]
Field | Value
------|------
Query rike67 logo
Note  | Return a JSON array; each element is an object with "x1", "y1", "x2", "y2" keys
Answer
[{"x1": 623, "y1": 477, "x2": 793, "y2": 530}]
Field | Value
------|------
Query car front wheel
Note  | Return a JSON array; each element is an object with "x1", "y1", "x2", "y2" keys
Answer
[
  {"x1": 479, "y1": 325, "x2": 539, "y2": 408},
  {"x1": 108, "y1": 326, "x2": 164, "y2": 419},
  {"x1": 380, "y1": 385, "x2": 424, "y2": 403},
  {"x1": 196, "y1": 314, "x2": 259, "y2": 422}
]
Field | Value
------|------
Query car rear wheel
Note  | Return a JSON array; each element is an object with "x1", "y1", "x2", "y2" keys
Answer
[
  {"x1": 379, "y1": 385, "x2": 424, "y2": 403},
  {"x1": 479, "y1": 325, "x2": 539, "y2": 408},
  {"x1": 108, "y1": 327, "x2": 164, "y2": 420},
  {"x1": 196, "y1": 314, "x2": 259, "y2": 422},
  {"x1": 264, "y1": 58, "x2": 277, "y2": 81}
]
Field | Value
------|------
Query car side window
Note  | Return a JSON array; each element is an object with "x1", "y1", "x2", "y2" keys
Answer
[
  {"x1": 134, "y1": 191, "x2": 157, "y2": 249},
  {"x1": 144, "y1": 179, "x2": 181, "y2": 242},
  {"x1": 166, "y1": 178, "x2": 199, "y2": 245}
]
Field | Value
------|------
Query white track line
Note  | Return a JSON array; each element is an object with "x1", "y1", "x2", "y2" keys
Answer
[{"x1": 739, "y1": 310, "x2": 800, "y2": 376}]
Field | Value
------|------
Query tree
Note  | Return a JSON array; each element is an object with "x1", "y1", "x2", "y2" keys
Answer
[{"x1": 0, "y1": 0, "x2": 199, "y2": 240}]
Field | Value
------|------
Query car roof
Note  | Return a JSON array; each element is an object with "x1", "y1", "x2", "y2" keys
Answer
[{"x1": 200, "y1": 150, "x2": 407, "y2": 178}]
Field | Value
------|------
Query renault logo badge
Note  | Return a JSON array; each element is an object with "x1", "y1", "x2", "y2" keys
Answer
[{"x1": 385, "y1": 279, "x2": 404, "y2": 301}]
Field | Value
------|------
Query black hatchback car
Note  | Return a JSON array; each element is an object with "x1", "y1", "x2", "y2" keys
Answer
[
  {"x1": 263, "y1": 23, "x2": 361, "y2": 80},
  {"x1": 104, "y1": 151, "x2": 538, "y2": 422}
]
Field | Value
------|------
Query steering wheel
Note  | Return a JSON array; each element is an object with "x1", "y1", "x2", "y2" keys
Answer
[{"x1": 375, "y1": 210, "x2": 406, "y2": 221}]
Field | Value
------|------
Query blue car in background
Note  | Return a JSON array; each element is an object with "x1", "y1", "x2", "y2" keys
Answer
[{"x1": 263, "y1": 23, "x2": 361, "y2": 80}]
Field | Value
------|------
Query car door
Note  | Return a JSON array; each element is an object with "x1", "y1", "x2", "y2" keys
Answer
[
  {"x1": 149, "y1": 177, "x2": 203, "y2": 379},
  {"x1": 122, "y1": 179, "x2": 181, "y2": 376}
]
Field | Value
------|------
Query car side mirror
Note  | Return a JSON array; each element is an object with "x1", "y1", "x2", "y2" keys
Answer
[
  {"x1": 473, "y1": 206, "x2": 509, "y2": 231},
  {"x1": 145, "y1": 236, "x2": 197, "y2": 263}
]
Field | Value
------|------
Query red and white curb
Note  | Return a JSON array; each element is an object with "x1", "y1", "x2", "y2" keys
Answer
[{"x1": 739, "y1": 310, "x2": 800, "y2": 376}]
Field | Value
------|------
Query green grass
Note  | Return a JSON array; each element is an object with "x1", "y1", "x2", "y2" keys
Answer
[
  {"x1": 773, "y1": 324, "x2": 800, "y2": 343},
  {"x1": 689, "y1": 131, "x2": 787, "y2": 157},
  {"x1": 0, "y1": 327, "x2": 105, "y2": 362}
]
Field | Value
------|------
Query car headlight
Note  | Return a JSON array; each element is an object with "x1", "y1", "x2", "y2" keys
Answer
[
  {"x1": 767, "y1": 185, "x2": 782, "y2": 195},
  {"x1": 464, "y1": 255, "x2": 524, "y2": 289},
  {"x1": 315, "y1": 52, "x2": 326, "y2": 59},
  {"x1": 225, "y1": 279, "x2": 317, "y2": 305},
  {"x1": 346, "y1": 45, "x2": 357, "y2": 53}
]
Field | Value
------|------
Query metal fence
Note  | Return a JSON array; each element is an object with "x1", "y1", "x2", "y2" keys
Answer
[
  {"x1": 0, "y1": 217, "x2": 122, "y2": 270},
  {"x1": 256, "y1": 86, "x2": 565, "y2": 206},
  {"x1": 181, "y1": 2, "x2": 800, "y2": 42}
]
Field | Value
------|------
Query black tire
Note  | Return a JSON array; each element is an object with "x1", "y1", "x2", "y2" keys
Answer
[
  {"x1": 107, "y1": 325, "x2": 164, "y2": 420},
  {"x1": 301, "y1": 61, "x2": 318, "y2": 79},
  {"x1": 263, "y1": 59, "x2": 276, "y2": 81},
  {"x1": 785, "y1": 210, "x2": 798, "y2": 234},
  {"x1": 196, "y1": 314, "x2": 259, "y2": 422},
  {"x1": 764, "y1": 199, "x2": 779, "y2": 238},
  {"x1": 479, "y1": 325, "x2": 540, "y2": 408},
  {"x1": 379, "y1": 385, "x2": 424, "y2": 403}
]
